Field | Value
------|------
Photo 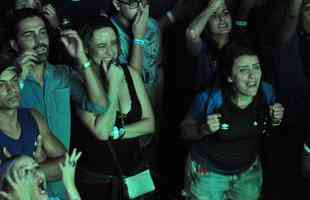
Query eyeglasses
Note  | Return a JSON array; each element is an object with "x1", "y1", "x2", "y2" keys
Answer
[{"x1": 118, "y1": 0, "x2": 148, "y2": 9}]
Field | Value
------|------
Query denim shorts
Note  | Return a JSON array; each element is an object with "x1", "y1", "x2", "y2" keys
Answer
[{"x1": 183, "y1": 156, "x2": 263, "y2": 200}]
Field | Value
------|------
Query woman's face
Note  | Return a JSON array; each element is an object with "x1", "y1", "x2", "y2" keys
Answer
[
  {"x1": 9, "y1": 156, "x2": 48, "y2": 200},
  {"x1": 228, "y1": 55, "x2": 262, "y2": 98},
  {"x1": 88, "y1": 27, "x2": 119, "y2": 70},
  {"x1": 207, "y1": 4, "x2": 232, "y2": 36}
]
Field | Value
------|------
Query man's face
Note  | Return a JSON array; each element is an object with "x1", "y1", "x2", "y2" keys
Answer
[
  {"x1": 0, "y1": 67, "x2": 20, "y2": 110},
  {"x1": 15, "y1": 16, "x2": 49, "y2": 64},
  {"x1": 88, "y1": 27, "x2": 118, "y2": 69},
  {"x1": 116, "y1": 0, "x2": 149, "y2": 21},
  {"x1": 302, "y1": 3, "x2": 310, "y2": 34},
  {"x1": 14, "y1": 0, "x2": 42, "y2": 10},
  {"x1": 229, "y1": 55, "x2": 262, "y2": 98},
  {"x1": 207, "y1": 4, "x2": 232, "y2": 36},
  {"x1": 10, "y1": 156, "x2": 48, "y2": 200}
]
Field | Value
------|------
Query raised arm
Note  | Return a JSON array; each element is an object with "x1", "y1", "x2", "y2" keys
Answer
[
  {"x1": 186, "y1": 0, "x2": 225, "y2": 56},
  {"x1": 30, "y1": 109, "x2": 66, "y2": 181},
  {"x1": 61, "y1": 30, "x2": 108, "y2": 109},
  {"x1": 130, "y1": 4, "x2": 149, "y2": 73},
  {"x1": 77, "y1": 64, "x2": 124, "y2": 141}
]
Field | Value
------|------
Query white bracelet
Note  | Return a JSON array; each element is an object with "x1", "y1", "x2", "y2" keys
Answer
[
  {"x1": 166, "y1": 11, "x2": 175, "y2": 24},
  {"x1": 111, "y1": 126, "x2": 120, "y2": 140},
  {"x1": 81, "y1": 60, "x2": 91, "y2": 70},
  {"x1": 304, "y1": 143, "x2": 310, "y2": 153}
]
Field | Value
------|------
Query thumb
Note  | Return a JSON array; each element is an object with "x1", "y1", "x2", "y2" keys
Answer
[{"x1": 3, "y1": 147, "x2": 12, "y2": 158}]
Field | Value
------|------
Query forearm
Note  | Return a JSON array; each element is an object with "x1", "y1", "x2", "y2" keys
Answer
[
  {"x1": 40, "y1": 156, "x2": 65, "y2": 181},
  {"x1": 186, "y1": 8, "x2": 210, "y2": 55},
  {"x1": 122, "y1": 118, "x2": 155, "y2": 139},
  {"x1": 64, "y1": 183, "x2": 81, "y2": 200},
  {"x1": 186, "y1": 8, "x2": 212, "y2": 41},
  {"x1": 129, "y1": 41, "x2": 144, "y2": 74},
  {"x1": 94, "y1": 99, "x2": 118, "y2": 140},
  {"x1": 79, "y1": 58, "x2": 108, "y2": 108}
]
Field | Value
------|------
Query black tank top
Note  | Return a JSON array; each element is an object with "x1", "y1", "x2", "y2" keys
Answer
[{"x1": 73, "y1": 65, "x2": 143, "y2": 176}]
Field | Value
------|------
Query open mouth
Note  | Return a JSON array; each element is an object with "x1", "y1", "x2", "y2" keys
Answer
[{"x1": 247, "y1": 81, "x2": 258, "y2": 88}]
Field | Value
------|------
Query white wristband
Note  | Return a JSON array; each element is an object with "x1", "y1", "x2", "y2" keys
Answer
[
  {"x1": 111, "y1": 126, "x2": 120, "y2": 140},
  {"x1": 81, "y1": 60, "x2": 91, "y2": 70},
  {"x1": 166, "y1": 11, "x2": 175, "y2": 24}
]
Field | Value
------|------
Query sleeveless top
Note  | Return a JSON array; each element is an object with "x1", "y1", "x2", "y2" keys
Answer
[
  {"x1": 75, "y1": 65, "x2": 143, "y2": 176},
  {"x1": 0, "y1": 109, "x2": 39, "y2": 160}
]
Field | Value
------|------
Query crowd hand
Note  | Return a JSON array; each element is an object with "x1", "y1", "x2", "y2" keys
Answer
[
  {"x1": 0, "y1": 147, "x2": 12, "y2": 165},
  {"x1": 0, "y1": 169, "x2": 35, "y2": 200},
  {"x1": 59, "y1": 148, "x2": 82, "y2": 187},
  {"x1": 33, "y1": 135, "x2": 47, "y2": 163},
  {"x1": 41, "y1": 4, "x2": 60, "y2": 28},
  {"x1": 14, "y1": 51, "x2": 38, "y2": 80},
  {"x1": 60, "y1": 30, "x2": 88, "y2": 65},
  {"x1": 132, "y1": 3, "x2": 149, "y2": 39},
  {"x1": 269, "y1": 103, "x2": 284, "y2": 126},
  {"x1": 201, "y1": 113, "x2": 222, "y2": 135},
  {"x1": 206, "y1": 0, "x2": 225, "y2": 13}
]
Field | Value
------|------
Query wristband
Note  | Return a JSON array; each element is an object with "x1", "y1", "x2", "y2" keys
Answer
[
  {"x1": 111, "y1": 126, "x2": 120, "y2": 140},
  {"x1": 111, "y1": 126, "x2": 126, "y2": 140},
  {"x1": 235, "y1": 20, "x2": 248, "y2": 27},
  {"x1": 19, "y1": 79, "x2": 24, "y2": 90},
  {"x1": 166, "y1": 11, "x2": 175, "y2": 24},
  {"x1": 81, "y1": 60, "x2": 91, "y2": 70},
  {"x1": 133, "y1": 38, "x2": 145, "y2": 47}
]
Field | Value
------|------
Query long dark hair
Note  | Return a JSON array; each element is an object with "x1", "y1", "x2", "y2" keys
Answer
[
  {"x1": 216, "y1": 42, "x2": 259, "y2": 94},
  {"x1": 80, "y1": 16, "x2": 120, "y2": 92}
]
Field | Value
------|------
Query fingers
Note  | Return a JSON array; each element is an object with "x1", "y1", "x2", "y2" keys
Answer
[
  {"x1": 3, "y1": 147, "x2": 12, "y2": 158},
  {"x1": 33, "y1": 135, "x2": 45, "y2": 162},
  {"x1": 270, "y1": 103, "x2": 284, "y2": 125},
  {"x1": 61, "y1": 30, "x2": 79, "y2": 39},
  {"x1": 270, "y1": 103, "x2": 284, "y2": 117},
  {"x1": 42, "y1": 4, "x2": 56, "y2": 17},
  {"x1": 62, "y1": 148, "x2": 82, "y2": 168},
  {"x1": 207, "y1": 113, "x2": 222, "y2": 133},
  {"x1": 0, "y1": 191, "x2": 12, "y2": 200}
]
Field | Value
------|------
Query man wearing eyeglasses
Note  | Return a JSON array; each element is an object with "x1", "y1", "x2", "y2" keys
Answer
[{"x1": 111, "y1": 0, "x2": 162, "y2": 109}]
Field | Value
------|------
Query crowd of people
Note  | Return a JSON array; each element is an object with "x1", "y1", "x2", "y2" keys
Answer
[{"x1": 0, "y1": 0, "x2": 310, "y2": 199}]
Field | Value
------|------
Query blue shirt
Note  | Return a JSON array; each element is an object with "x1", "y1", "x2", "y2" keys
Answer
[
  {"x1": 111, "y1": 16, "x2": 161, "y2": 88},
  {"x1": 19, "y1": 63, "x2": 105, "y2": 200},
  {"x1": 0, "y1": 109, "x2": 38, "y2": 161},
  {"x1": 19, "y1": 62, "x2": 104, "y2": 149}
]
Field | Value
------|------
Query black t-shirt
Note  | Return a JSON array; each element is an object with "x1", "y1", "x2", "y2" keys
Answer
[{"x1": 192, "y1": 92, "x2": 269, "y2": 174}]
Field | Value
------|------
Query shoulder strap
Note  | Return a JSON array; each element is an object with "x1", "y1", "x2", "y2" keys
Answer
[
  {"x1": 120, "y1": 65, "x2": 139, "y2": 104},
  {"x1": 106, "y1": 141, "x2": 126, "y2": 179}
]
